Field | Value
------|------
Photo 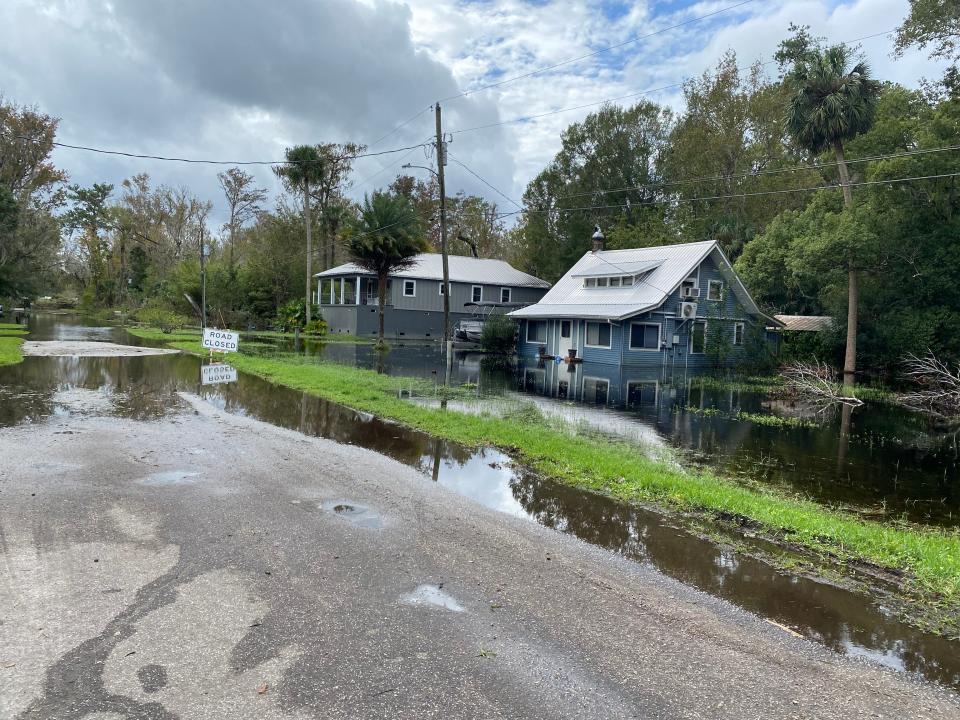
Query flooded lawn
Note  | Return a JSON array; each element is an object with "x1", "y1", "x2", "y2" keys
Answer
[
  {"x1": 3, "y1": 314, "x2": 959, "y2": 692},
  {"x1": 253, "y1": 332, "x2": 958, "y2": 527}
]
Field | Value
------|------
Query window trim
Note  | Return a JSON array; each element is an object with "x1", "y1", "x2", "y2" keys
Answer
[
  {"x1": 689, "y1": 320, "x2": 707, "y2": 355},
  {"x1": 629, "y1": 322, "x2": 661, "y2": 351},
  {"x1": 438, "y1": 281, "x2": 450, "y2": 296},
  {"x1": 471, "y1": 285, "x2": 482, "y2": 303},
  {"x1": 733, "y1": 321, "x2": 745, "y2": 346},
  {"x1": 402, "y1": 279, "x2": 417, "y2": 297},
  {"x1": 584, "y1": 321, "x2": 612, "y2": 349},
  {"x1": 525, "y1": 320, "x2": 547, "y2": 345},
  {"x1": 707, "y1": 279, "x2": 724, "y2": 301},
  {"x1": 500, "y1": 287, "x2": 512, "y2": 303}
]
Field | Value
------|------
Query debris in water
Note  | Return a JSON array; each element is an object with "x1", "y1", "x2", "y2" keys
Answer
[{"x1": 257, "y1": 683, "x2": 269, "y2": 695}]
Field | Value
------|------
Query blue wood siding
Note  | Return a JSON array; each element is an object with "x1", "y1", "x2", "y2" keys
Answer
[{"x1": 516, "y1": 253, "x2": 767, "y2": 369}]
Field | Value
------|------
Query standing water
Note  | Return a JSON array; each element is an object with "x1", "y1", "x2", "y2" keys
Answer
[{"x1": 1, "y1": 315, "x2": 958, "y2": 691}]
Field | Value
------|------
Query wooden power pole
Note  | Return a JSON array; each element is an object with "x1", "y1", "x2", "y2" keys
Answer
[{"x1": 435, "y1": 103, "x2": 451, "y2": 351}]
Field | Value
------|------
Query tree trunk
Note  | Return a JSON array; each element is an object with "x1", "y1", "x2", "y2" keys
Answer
[
  {"x1": 834, "y1": 139, "x2": 857, "y2": 388},
  {"x1": 377, "y1": 271, "x2": 387, "y2": 345},
  {"x1": 304, "y1": 180, "x2": 312, "y2": 327},
  {"x1": 843, "y1": 268, "x2": 858, "y2": 388}
]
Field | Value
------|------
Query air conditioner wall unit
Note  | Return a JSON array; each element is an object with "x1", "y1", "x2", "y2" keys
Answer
[
  {"x1": 679, "y1": 301, "x2": 698, "y2": 319},
  {"x1": 682, "y1": 286, "x2": 700, "y2": 298}
]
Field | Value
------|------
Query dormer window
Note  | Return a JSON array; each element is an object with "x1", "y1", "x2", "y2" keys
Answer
[{"x1": 583, "y1": 273, "x2": 640, "y2": 289}]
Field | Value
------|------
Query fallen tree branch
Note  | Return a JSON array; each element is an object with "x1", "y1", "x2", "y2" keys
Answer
[
  {"x1": 780, "y1": 361, "x2": 863, "y2": 410},
  {"x1": 899, "y1": 352, "x2": 960, "y2": 419}
]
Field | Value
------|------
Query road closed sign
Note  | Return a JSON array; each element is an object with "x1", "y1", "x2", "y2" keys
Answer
[
  {"x1": 202, "y1": 328, "x2": 239, "y2": 353},
  {"x1": 200, "y1": 363, "x2": 238, "y2": 385}
]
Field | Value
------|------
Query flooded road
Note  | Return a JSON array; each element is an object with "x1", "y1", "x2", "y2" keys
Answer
[{"x1": 2, "y1": 314, "x2": 959, "y2": 693}]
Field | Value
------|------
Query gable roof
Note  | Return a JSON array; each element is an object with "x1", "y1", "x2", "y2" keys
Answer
[
  {"x1": 315, "y1": 253, "x2": 550, "y2": 289},
  {"x1": 510, "y1": 240, "x2": 776, "y2": 323}
]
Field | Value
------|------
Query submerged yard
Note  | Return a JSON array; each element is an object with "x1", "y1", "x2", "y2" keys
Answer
[{"x1": 128, "y1": 326, "x2": 960, "y2": 635}]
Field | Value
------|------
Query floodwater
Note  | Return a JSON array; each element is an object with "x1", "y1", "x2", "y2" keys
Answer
[
  {"x1": 256, "y1": 334, "x2": 959, "y2": 527},
  {"x1": 2, "y1": 314, "x2": 959, "y2": 692}
]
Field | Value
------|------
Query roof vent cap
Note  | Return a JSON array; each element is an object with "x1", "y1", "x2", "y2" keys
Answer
[{"x1": 591, "y1": 225, "x2": 605, "y2": 252}]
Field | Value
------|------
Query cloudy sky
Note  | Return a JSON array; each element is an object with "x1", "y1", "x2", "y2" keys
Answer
[{"x1": 0, "y1": 0, "x2": 945, "y2": 227}]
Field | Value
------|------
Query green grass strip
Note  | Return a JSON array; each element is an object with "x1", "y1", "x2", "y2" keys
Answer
[
  {"x1": 135, "y1": 331, "x2": 960, "y2": 606},
  {"x1": 0, "y1": 323, "x2": 28, "y2": 366}
]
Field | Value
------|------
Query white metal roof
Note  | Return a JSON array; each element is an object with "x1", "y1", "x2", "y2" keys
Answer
[
  {"x1": 315, "y1": 253, "x2": 550, "y2": 289},
  {"x1": 510, "y1": 240, "x2": 770, "y2": 322}
]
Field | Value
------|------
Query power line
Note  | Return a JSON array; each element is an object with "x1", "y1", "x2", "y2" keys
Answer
[
  {"x1": 449, "y1": 28, "x2": 896, "y2": 136},
  {"x1": 497, "y1": 171, "x2": 960, "y2": 219},
  {"x1": 366, "y1": 105, "x2": 434, "y2": 149},
  {"x1": 447, "y1": 153, "x2": 522, "y2": 210},
  {"x1": 439, "y1": 0, "x2": 758, "y2": 103},
  {"x1": 2, "y1": 131, "x2": 431, "y2": 166},
  {"x1": 554, "y1": 143, "x2": 960, "y2": 201}
]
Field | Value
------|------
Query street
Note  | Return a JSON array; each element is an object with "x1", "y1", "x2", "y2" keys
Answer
[{"x1": 1, "y1": 390, "x2": 957, "y2": 719}]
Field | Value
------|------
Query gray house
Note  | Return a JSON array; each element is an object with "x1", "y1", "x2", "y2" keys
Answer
[
  {"x1": 510, "y1": 238, "x2": 782, "y2": 371},
  {"x1": 314, "y1": 253, "x2": 550, "y2": 340}
]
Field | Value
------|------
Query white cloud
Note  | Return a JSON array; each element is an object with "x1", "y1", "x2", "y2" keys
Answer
[{"x1": 0, "y1": 0, "x2": 943, "y2": 228}]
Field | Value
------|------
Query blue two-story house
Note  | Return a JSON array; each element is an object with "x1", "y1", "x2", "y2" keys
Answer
[{"x1": 509, "y1": 235, "x2": 782, "y2": 372}]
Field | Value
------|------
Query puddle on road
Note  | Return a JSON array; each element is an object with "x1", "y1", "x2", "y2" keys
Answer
[
  {"x1": 1, "y1": 315, "x2": 959, "y2": 693},
  {"x1": 323, "y1": 501, "x2": 383, "y2": 529},
  {"x1": 138, "y1": 470, "x2": 200, "y2": 486},
  {"x1": 400, "y1": 584, "x2": 465, "y2": 613}
]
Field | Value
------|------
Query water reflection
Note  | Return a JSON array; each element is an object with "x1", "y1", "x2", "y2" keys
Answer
[
  {"x1": 3, "y1": 315, "x2": 959, "y2": 692},
  {"x1": 253, "y1": 333, "x2": 958, "y2": 526},
  {"x1": 513, "y1": 359, "x2": 959, "y2": 526}
]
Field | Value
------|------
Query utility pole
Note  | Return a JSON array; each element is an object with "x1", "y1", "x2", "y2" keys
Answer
[
  {"x1": 435, "y1": 102, "x2": 452, "y2": 364},
  {"x1": 199, "y1": 224, "x2": 208, "y2": 328}
]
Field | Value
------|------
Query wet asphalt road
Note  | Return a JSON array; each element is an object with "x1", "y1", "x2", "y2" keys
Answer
[{"x1": 2, "y1": 390, "x2": 959, "y2": 719}]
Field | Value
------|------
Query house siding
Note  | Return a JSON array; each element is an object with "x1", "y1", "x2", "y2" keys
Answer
[
  {"x1": 517, "y1": 253, "x2": 766, "y2": 369},
  {"x1": 320, "y1": 274, "x2": 547, "y2": 340}
]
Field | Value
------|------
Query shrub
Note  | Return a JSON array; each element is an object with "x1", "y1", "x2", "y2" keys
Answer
[
  {"x1": 276, "y1": 299, "x2": 321, "y2": 332},
  {"x1": 480, "y1": 313, "x2": 517, "y2": 354},
  {"x1": 135, "y1": 307, "x2": 190, "y2": 333},
  {"x1": 305, "y1": 319, "x2": 327, "y2": 336}
]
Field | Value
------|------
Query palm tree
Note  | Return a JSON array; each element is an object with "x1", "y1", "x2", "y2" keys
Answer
[
  {"x1": 784, "y1": 44, "x2": 881, "y2": 387},
  {"x1": 347, "y1": 192, "x2": 426, "y2": 346},
  {"x1": 274, "y1": 145, "x2": 325, "y2": 326}
]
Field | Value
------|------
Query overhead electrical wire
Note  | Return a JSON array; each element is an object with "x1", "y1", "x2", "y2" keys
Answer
[
  {"x1": 554, "y1": 143, "x2": 960, "y2": 201},
  {"x1": 1, "y1": 131, "x2": 431, "y2": 166},
  {"x1": 438, "y1": 0, "x2": 758, "y2": 102},
  {"x1": 447, "y1": 153, "x2": 523, "y2": 210},
  {"x1": 495, "y1": 171, "x2": 960, "y2": 219}
]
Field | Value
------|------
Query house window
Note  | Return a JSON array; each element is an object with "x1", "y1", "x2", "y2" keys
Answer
[
  {"x1": 472, "y1": 285, "x2": 482, "y2": 303},
  {"x1": 630, "y1": 322, "x2": 660, "y2": 350},
  {"x1": 584, "y1": 278, "x2": 596, "y2": 288},
  {"x1": 585, "y1": 321, "x2": 611, "y2": 348},
  {"x1": 609, "y1": 276, "x2": 621, "y2": 287},
  {"x1": 733, "y1": 322, "x2": 745, "y2": 346},
  {"x1": 500, "y1": 287, "x2": 512, "y2": 303},
  {"x1": 690, "y1": 321, "x2": 707, "y2": 354},
  {"x1": 438, "y1": 282, "x2": 450, "y2": 296},
  {"x1": 526, "y1": 320, "x2": 547, "y2": 344},
  {"x1": 623, "y1": 275, "x2": 634, "y2": 286},
  {"x1": 596, "y1": 277, "x2": 608, "y2": 288},
  {"x1": 708, "y1": 280, "x2": 724, "y2": 301},
  {"x1": 560, "y1": 320, "x2": 571, "y2": 339},
  {"x1": 583, "y1": 377, "x2": 609, "y2": 404},
  {"x1": 403, "y1": 279, "x2": 416, "y2": 297}
]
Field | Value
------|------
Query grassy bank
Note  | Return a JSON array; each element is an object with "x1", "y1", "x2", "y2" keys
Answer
[
  {"x1": 130, "y1": 329, "x2": 960, "y2": 622},
  {"x1": 0, "y1": 323, "x2": 28, "y2": 366}
]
